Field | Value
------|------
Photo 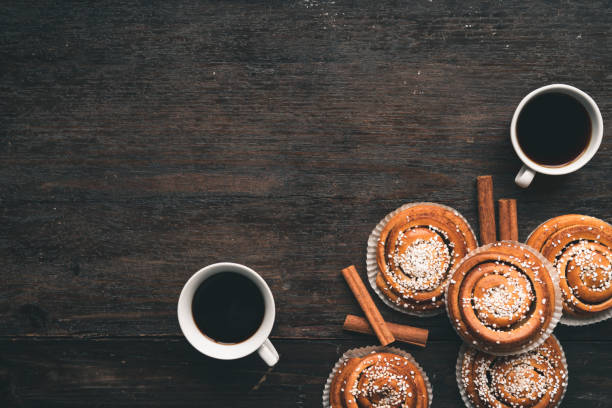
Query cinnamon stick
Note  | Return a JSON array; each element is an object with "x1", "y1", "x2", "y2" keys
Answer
[
  {"x1": 343, "y1": 315, "x2": 428, "y2": 347},
  {"x1": 341, "y1": 265, "x2": 395, "y2": 346},
  {"x1": 498, "y1": 199, "x2": 519, "y2": 241},
  {"x1": 477, "y1": 175, "x2": 497, "y2": 244}
]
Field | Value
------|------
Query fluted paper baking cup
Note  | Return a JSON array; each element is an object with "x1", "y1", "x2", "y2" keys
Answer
[
  {"x1": 322, "y1": 345, "x2": 433, "y2": 408},
  {"x1": 456, "y1": 334, "x2": 568, "y2": 408},
  {"x1": 526, "y1": 217, "x2": 612, "y2": 327},
  {"x1": 445, "y1": 241, "x2": 563, "y2": 356},
  {"x1": 559, "y1": 307, "x2": 612, "y2": 326},
  {"x1": 367, "y1": 202, "x2": 477, "y2": 317}
]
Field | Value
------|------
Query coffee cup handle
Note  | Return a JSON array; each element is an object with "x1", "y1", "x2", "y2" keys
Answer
[
  {"x1": 515, "y1": 165, "x2": 536, "y2": 188},
  {"x1": 257, "y1": 338, "x2": 279, "y2": 366}
]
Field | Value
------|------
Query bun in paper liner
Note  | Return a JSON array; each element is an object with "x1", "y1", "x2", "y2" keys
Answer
[
  {"x1": 322, "y1": 345, "x2": 432, "y2": 408},
  {"x1": 367, "y1": 202, "x2": 478, "y2": 316},
  {"x1": 526, "y1": 214, "x2": 612, "y2": 326},
  {"x1": 456, "y1": 334, "x2": 568, "y2": 408},
  {"x1": 445, "y1": 241, "x2": 562, "y2": 356}
]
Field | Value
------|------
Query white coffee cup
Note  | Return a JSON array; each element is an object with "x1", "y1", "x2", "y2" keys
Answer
[
  {"x1": 177, "y1": 262, "x2": 279, "y2": 366},
  {"x1": 511, "y1": 84, "x2": 603, "y2": 188}
]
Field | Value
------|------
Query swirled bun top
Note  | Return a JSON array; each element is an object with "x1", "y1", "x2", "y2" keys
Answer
[
  {"x1": 459, "y1": 335, "x2": 567, "y2": 408},
  {"x1": 329, "y1": 351, "x2": 429, "y2": 408},
  {"x1": 527, "y1": 214, "x2": 612, "y2": 321},
  {"x1": 446, "y1": 242, "x2": 560, "y2": 355},
  {"x1": 376, "y1": 203, "x2": 477, "y2": 314}
]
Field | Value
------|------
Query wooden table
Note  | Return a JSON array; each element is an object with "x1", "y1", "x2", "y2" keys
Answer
[{"x1": 2, "y1": 1, "x2": 611, "y2": 406}]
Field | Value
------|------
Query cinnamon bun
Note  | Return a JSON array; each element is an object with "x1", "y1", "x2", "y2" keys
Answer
[
  {"x1": 526, "y1": 214, "x2": 612, "y2": 322},
  {"x1": 446, "y1": 242, "x2": 561, "y2": 355},
  {"x1": 328, "y1": 350, "x2": 430, "y2": 408},
  {"x1": 373, "y1": 203, "x2": 478, "y2": 314},
  {"x1": 457, "y1": 335, "x2": 568, "y2": 408}
]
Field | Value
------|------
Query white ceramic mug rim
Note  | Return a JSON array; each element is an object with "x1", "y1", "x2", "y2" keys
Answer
[
  {"x1": 177, "y1": 262, "x2": 275, "y2": 360},
  {"x1": 510, "y1": 83, "x2": 603, "y2": 175}
]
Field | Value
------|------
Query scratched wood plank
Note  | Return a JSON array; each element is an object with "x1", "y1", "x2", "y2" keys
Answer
[
  {"x1": 0, "y1": 0, "x2": 611, "y2": 406},
  {"x1": 1, "y1": 338, "x2": 611, "y2": 408},
  {"x1": 1, "y1": 0, "x2": 611, "y2": 339},
  {"x1": 4, "y1": 194, "x2": 612, "y2": 340}
]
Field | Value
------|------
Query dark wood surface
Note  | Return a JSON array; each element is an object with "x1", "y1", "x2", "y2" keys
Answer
[{"x1": 1, "y1": 0, "x2": 611, "y2": 406}]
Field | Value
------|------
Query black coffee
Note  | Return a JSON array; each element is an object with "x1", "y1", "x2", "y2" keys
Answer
[
  {"x1": 517, "y1": 92, "x2": 591, "y2": 166},
  {"x1": 192, "y1": 272, "x2": 265, "y2": 344}
]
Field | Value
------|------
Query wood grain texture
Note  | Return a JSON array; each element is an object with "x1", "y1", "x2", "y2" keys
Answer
[
  {"x1": 0, "y1": 0, "x2": 611, "y2": 406},
  {"x1": 2, "y1": 338, "x2": 612, "y2": 408}
]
